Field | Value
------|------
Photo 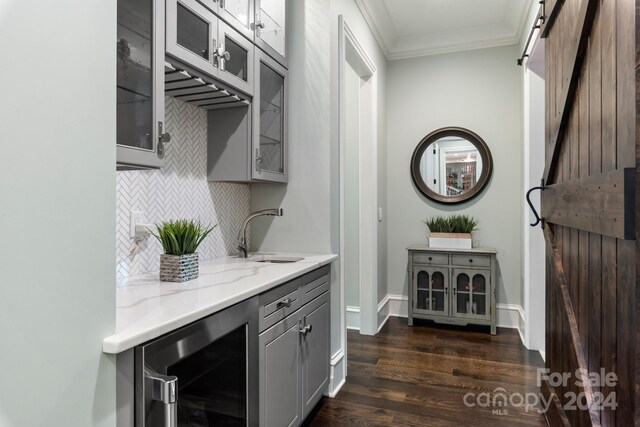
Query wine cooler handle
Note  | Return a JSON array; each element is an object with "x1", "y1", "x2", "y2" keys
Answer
[{"x1": 145, "y1": 367, "x2": 178, "y2": 427}]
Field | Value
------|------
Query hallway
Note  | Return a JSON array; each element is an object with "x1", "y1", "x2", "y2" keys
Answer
[{"x1": 307, "y1": 317, "x2": 548, "y2": 426}]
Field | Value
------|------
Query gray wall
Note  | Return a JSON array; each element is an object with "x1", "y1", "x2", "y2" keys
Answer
[
  {"x1": 386, "y1": 45, "x2": 524, "y2": 307},
  {"x1": 0, "y1": 0, "x2": 117, "y2": 426}
]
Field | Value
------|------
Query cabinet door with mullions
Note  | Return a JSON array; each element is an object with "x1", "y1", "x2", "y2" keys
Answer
[
  {"x1": 412, "y1": 266, "x2": 449, "y2": 317},
  {"x1": 451, "y1": 269, "x2": 490, "y2": 320}
]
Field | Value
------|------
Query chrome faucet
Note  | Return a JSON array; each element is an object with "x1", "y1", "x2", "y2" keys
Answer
[{"x1": 237, "y1": 208, "x2": 284, "y2": 258}]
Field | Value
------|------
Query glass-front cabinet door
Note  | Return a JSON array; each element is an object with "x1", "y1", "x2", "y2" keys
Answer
[
  {"x1": 166, "y1": 0, "x2": 219, "y2": 77},
  {"x1": 116, "y1": 0, "x2": 167, "y2": 169},
  {"x1": 218, "y1": 21, "x2": 254, "y2": 95},
  {"x1": 252, "y1": 49, "x2": 288, "y2": 182},
  {"x1": 255, "y1": 0, "x2": 286, "y2": 66},
  {"x1": 412, "y1": 266, "x2": 449, "y2": 317},
  {"x1": 452, "y1": 269, "x2": 490, "y2": 320},
  {"x1": 219, "y1": 0, "x2": 255, "y2": 41}
]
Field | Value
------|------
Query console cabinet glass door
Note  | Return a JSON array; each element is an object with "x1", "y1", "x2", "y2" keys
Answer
[
  {"x1": 452, "y1": 269, "x2": 490, "y2": 320},
  {"x1": 218, "y1": 21, "x2": 254, "y2": 95},
  {"x1": 166, "y1": 0, "x2": 219, "y2": 78},
  {"x1": 219, "y1": 0, "x2": 255, "y2": 41},
  {"x1": 116, "y1": 0, "x2": 165, "y2": 169},
  {"x1": 412, "y1": 266, "x2": 449, "y2": 317},
  {"x1": 255, "y1": 0, "x2": 286, "y2": 65},
  {"x1": 252, "y1": 50, "x2": 287, "y2": 182}
]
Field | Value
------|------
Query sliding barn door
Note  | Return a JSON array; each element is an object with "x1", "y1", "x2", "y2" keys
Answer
[{"x1": 540, "y1": 0, "x2": 637, "y2": 425}]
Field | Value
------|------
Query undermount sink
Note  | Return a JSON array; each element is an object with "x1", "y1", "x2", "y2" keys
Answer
[{"x1": 248, "y1": 255, "x2": 304, "y2": 264}]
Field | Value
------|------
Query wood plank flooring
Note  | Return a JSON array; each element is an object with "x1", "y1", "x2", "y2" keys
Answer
[{"x1": 305, "y1": 317, "x2": 548, "y2": 426}]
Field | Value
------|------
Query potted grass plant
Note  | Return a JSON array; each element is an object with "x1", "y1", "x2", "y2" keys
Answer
[
  {"x1": 424, "y1": 214, "x2": 478, "y2": 249},
  {"x1": 153, "y1": 219, "x2": 216, "y2": 282}
]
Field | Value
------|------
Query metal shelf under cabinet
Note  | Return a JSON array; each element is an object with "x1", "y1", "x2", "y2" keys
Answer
[{"x1": 164, "y1": 61, "x2": 250, "y2": 110}]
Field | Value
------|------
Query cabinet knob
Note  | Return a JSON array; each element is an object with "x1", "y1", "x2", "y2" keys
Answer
[
  {"x1": 428, "y1": 256, "x2": 432, "y2": 261},
  {"x1": 276, "y1": 297, "x2": 292, "y2": 309},
  {"x1": 256, "y1": 20, "x2": 266, "y2": 29},
  {"x1": 469, "y1": 259, "x2": 473, "y2": 263},
  {"x1": 299, "y1": 324, "x2": 312, "y2": 336}
]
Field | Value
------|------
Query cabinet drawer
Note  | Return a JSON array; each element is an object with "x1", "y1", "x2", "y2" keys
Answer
[
  {"x1": 451, "y1": 254, "x2": 491, "y2": 268},
  {"x1": 302, "y1": 265, "x2": 331, "y2": 305},
  {"x1": 259, "y1": 278, "x2": 302, "y2": 332},
  {"x1": 412, "y1": 253, "x2": 449, "y2": 265}
]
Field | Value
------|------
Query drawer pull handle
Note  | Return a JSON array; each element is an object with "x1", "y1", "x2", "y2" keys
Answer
[{"x1": 277, "y1": 298, "x2": 292, "y2": 309}]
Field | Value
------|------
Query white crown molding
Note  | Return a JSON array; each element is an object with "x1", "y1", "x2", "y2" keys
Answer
[
  {"x1": 356, "y1": 0, "x2": 532, "y2": 61},
  {"x1": 354, "y1": 0, "x2": 391, "y2": 58}
]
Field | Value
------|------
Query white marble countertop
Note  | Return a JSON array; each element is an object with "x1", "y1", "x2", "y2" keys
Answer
[{"x1": 103, "y1": 252, "x2": 337, "y2": 354}]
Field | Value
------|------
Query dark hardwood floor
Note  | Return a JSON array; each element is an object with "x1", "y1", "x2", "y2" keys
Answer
[{"x1": 306, "y1": 317, "x2": 548, "y2": 426}]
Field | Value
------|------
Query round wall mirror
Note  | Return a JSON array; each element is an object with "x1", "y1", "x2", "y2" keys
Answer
[{"x1": 411, "y1": 127, "x2": 493, "y2": 204}]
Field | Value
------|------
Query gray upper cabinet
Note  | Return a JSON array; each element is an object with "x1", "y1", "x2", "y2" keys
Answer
[
  {"x1": 255, "y1": 0, "x2": 287, "y2": 66},
  {"x1": 166, "y1": 0, "x2": 254, "y2": 96},
  {"x1": 219, "y1": 0, "x2": 256, "y2": 41},
  {"x1": 252, "y1": 49, "x2": 287, "y2": 182},
  {"x1": 116, "y1": 0, "x2": 168, "y2": 169}
]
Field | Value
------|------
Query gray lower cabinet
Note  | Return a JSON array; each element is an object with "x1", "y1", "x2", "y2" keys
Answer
[
  {"x1": 407, "y1": 246, "x2": 497, "y2": 334},
  {"x1": 258, "y1": 265, "x2": 330, "y2": 427},
  {"x1": 301, "y1": 292, "x2": 330, "y2": 417},
  {"x1": 259, "y1": 312, "x2": 301, "y2": 427}
]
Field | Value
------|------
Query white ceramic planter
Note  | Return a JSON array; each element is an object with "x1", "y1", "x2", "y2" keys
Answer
[
  {"x1": 428, "y1": 233, "x2": 472, "y2": 249},
  {"x1": 159, "y1": 253, "x2": 199, "y2": 282}
]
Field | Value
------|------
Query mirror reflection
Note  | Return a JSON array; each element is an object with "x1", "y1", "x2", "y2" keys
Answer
[{"x1": 419, "y1": 137, "x2": 483, "y2": 196}]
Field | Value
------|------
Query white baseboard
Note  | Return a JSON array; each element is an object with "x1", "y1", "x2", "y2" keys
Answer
[
  {"x1": 346, "y1": 306, "x2": 360, "y2": 330},
  {"x1": 380, "y1": 295, "x2": 526, "y2": 344},
  {"x1": 377, "y1": 295, "x2": 390, "y2": 332},
  {"x1": 496, "y1": 303, "x2": 525, "y2": 345},
  {"x1": 327, "y1": 349, "x2": 346, "y2": 397},
  {"x1": 387, "y1": 294, "x2": 408, "y2": 318}
]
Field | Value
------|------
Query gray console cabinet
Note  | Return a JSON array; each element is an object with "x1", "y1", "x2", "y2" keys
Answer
[
  {"x1": 407, "y1": 245, "x2": 497, "y2": 334},
  {"x1": 258, "y1": 265, "x2": 330, "y2": 427}
]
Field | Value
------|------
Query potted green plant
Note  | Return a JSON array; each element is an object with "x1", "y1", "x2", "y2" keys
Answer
[
  {"x1": 424, "y1": 214, "x2": 478, "y2": 249},
  {"x1": 153, "y1": 219, "x2": 216, "y2": 282}
]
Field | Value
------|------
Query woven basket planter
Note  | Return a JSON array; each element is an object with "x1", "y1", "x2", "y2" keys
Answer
[{"x1": 160, "y1": 253, "x2": 199, "y2": 283}]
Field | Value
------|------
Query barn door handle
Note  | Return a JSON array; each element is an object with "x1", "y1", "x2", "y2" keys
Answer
[{"x1": 526, "y1": 180, "x2": 545, "y2": 227}]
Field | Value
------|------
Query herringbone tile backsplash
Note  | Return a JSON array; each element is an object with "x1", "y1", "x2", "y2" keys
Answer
[{"x1": 116, "y1": 96, "x2": 250, "y2": 281}]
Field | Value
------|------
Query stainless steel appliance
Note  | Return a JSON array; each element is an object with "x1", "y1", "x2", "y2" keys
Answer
[{"x1": 135, "y1": 297, "x2": 258, "y2": 426}]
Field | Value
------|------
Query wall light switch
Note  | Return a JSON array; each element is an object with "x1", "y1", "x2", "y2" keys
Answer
[
  {"x1": 130, "y1": 210, "x2": 145, "y2": 238},
  {"x1": 378, "y1": 207, "x2": 383, "y2": 222}
]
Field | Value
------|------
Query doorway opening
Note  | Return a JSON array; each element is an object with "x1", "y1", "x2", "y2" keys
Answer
[{"x1": 338, "y1": 17, "x2": 378, "y2": 336}]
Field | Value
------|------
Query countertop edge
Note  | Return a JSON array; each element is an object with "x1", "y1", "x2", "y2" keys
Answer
[{"x1": 103, "y1": 255, "x2": 337, "y2": 354}]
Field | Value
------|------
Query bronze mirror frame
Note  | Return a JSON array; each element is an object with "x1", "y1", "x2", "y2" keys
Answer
[{"x1": 410, "y1": 127, "x2": 493, "y2": 204}]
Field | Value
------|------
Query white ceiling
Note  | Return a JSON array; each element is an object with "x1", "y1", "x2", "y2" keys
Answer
[{"x1": 355, "y1": 0, "x2": 532, "y2": 60}]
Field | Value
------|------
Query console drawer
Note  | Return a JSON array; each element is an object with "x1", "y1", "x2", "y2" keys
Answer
[{"x1": 412, "y1": 253, "x2": 449, "y2": 265}]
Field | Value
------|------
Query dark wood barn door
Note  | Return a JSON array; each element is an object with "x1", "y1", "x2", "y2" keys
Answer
[{"x1": 539, "y1": 0, "x2": 637, "y2": 425}]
